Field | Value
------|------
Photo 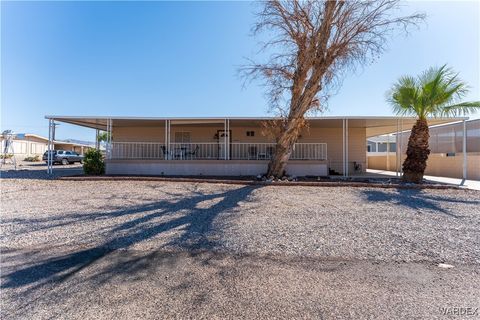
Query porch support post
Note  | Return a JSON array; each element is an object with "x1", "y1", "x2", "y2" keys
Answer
[
  {"x1": 168, "y1": 120, "x2": 171, "y2": 160},
  {"x1": 400, "y1": 118, "x2": 403, "y2": 176},
  {"x1": 386, "y1": 137, "x2": 390, "y2": 171},
  {"x1": 105, "y1": 119, "x2": 109, "y2": 159},
  {"x1": 95, "y1": 129, "x2": 99, "y2": 150},
  {"x1": 108, "y1": 119, "x2": 111, "y2": 159},
  {"x1": 224, "y1": 118, "x2": 227, "y2": 160},
  {"x1": 345, "y1": 119, "x2": 349, "y2": 177},
  {"x1": 226, "y1": 118, "x2": 230, "y2": 160},
  {"x1": 462, "y1": 119, "x2": 467, "y2": 182},
  {"x1": 110, "y1": 119, "x2": 113, "y2": 159},
  {"x1": 47, "y1": 119, "x2": 52, "y2": 174},
  {"x1": 106, "y1": 118, "x2": 112, "y2": 160},
  {"x1": 342, "y1": 119, "x2": 345, "y2": 177},
  {"x1": 396, "y1": 119, "x2": 399, "y2": 177},
  {"x1": 164, "y1": 120, "x2": 168, "y2": 160}
]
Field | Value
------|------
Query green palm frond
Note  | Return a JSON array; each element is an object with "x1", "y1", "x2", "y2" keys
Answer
[
  {"x1": 387, "y1": 64, "x2": 478, "y2": 120},
  {"x1": 387, "y1": 76, "x2": 418, "y2": 116},
  {"x1": 441, "y1": 101, "x2": 480, "y2": 117}
]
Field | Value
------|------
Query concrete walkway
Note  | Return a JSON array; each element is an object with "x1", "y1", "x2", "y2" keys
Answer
[{"x1": 366, "y1": 169, "x2": 480, "y2": 191}]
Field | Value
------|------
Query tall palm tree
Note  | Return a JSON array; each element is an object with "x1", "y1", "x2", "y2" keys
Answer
[{"x1": 388, "y1": 65, "x2": 480, "y2": 183}]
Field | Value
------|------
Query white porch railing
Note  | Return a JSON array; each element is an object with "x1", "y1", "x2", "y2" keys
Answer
[
  {"x1": 291, "y1": 143, "x2": 327, "y2": 160},
  {"x1": 111, "y1": 142, "x2": 167, "y2": 159},
  {"x1": 231, "y1": 143, "x2": 327, "y2": 160},
  {"x1": 111, "y1": 142, "x2": 327, "y2": 161},
  {"x1": 169, "y1": 143, "x2": 220, "y2": 160},
  {"x1": 231, "y1": 143, "x2": 276, "y2": 160}
]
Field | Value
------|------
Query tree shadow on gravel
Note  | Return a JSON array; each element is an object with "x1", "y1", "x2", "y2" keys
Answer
[
  {"x1": 2, "y1": 187, "x2": 242, "y2": 237},
  {"x1": 361, "y1": 188, "x2": 479, "y2": 218},
  {"x1": 1, "y1": 185, "x2": 260, "y2": 291}
]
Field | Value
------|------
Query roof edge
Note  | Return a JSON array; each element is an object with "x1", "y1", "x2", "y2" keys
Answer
[{"x1": 45, "y1": 115, "x2": 470, "y2": 121}]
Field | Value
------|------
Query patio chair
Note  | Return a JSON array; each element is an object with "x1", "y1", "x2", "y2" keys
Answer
[
  {"x1": 173, "y1": 147, "x2": 186, "y2": 160},
  {"x1": 353, "y1": 161, "x2": 362, "y2": 172},
  {"x1": 248, "y1": 146, "x2": 257, "y2": 160},
  {"x1": 185, "y1": 145, "x2": 200, "y2": 159},
  {"x1": 160, "y1": 146, "x2": 169, "y2": 160}
]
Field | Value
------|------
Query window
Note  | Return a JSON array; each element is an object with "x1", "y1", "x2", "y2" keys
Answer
[
  {"x1": 66, "y1": 151, "x2": 72, "y2": 155},
  {"x1": 246, "y1": 131, "x2": 255, "y2": 137},
  {"x1": 389, "y1": 143, "x2": 397, "y2": 152},
  {"x1": 174, "y1": 132, "x2": 191, "y2": 143},
  {"x1": 14, "y1": 142, "x2": 27, "y2": 154}
]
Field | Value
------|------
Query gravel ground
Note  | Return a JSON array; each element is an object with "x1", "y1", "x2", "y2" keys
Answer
[
  {"x1": 0, "y1": 161, "x2": 83, "y2": 179},
  {"x1": 1, "y1": 165, "x2": 480, "y2": 319}
]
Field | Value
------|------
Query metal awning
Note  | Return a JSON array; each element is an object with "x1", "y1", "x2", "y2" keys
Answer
[{"x1": 45, "y1": 115, "x2": 467, "y2": 137}]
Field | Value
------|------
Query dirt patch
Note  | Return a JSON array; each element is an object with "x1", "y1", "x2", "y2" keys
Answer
[{"x1": 57, "y1": 174, "x2": 460, "y2": 190}]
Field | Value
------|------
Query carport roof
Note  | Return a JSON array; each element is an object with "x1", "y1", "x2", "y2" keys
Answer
[{"x1": 45, "y1": 115, "x2": 467, "y2": 138}]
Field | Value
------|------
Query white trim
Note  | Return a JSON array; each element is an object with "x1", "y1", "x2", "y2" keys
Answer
[
  {"x1": 224, "y1": 119, "x2": 227, "y2": 160},
  {"x1": 342, "y1": 119, "x2": 344, "y2": 175},
  {"x1": 47, "y1": 119, "x2": 53, "y2": 174},
  {"x1": 395, "y1": 119, "x2": 399, "y2": 177},
  {"x1": 463, "y1": 120, "x2": 467, "y2": 181},
  {"x1": 346, "y1": 119, "x2": 349, "y2": 177},
  {"x1": 227, "y1": 119, "x2": 230, "y2": 160},
  {"x1": 45, "y1": 115, "x2": 470, "y2": 121},
  {"x1": 400, "y1": 118, "x2": 403, "y2": 176}
]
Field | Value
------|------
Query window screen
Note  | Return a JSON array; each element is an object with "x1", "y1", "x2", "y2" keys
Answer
[{"x1": 174, "y1": 132, "x2": 191, "y2": 143}]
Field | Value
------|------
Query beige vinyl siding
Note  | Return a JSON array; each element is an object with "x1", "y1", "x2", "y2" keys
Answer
[
  {"x1": 368, "y1": 152, "x2": 480, "y2": 180},
  {"x1": 301, "y1": 126, "x2": 366, "y2": 174},
  {"x1": 14, "y1": 142, "x2": 28, "y2": 154},
  {"x1": 113, "y1": 126, "x2": 166, "y2": 142},
  {"x1": 113, "y1": 125, "x2": 274, "y2": 143},
  {"x1": 112, "y1": 122, "x2": 366, "y2": 174},
  {"x1": 31, "y1": 142, "x2": 47, "y2": 155}
]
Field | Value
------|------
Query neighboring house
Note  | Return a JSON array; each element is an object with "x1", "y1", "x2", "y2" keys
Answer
[
  {"x1": 0, "y1": 133, "x2": 94, "y2": 158},
  {"x1": 45, "y1": 116, "x2": 464, "y2": 177},
  {"x1": 367, "y1": 119, "x2": 480, "y2": 180},
  {"x1": 367, "y1": 135, "x2": 396, "y2": 153},
  {"x1": 1, "y1": 133, "x2": 49, "y2": 157}
]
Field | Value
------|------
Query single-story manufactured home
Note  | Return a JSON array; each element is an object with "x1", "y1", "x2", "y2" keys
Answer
[{"x1": 45, "y1": 116, "x2": 470, "y2": 177}]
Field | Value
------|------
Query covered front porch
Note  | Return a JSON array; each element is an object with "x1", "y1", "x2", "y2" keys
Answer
[{"x1": 107, "y1": 118, "x2": 329, "y2": 176}]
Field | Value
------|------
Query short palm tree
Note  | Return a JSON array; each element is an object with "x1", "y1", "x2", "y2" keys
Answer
[{"x1": 388, "y1": 65, "x2": 480, "y2": 183}]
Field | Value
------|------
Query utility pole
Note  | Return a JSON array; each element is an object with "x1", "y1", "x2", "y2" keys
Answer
[{"x1": 1, "y1": 130, "x2": 17, "y2": 170}]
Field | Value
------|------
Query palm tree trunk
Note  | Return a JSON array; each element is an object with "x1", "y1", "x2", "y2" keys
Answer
[{"x1": 402, "y1": 118, "x2": 430, "y2": 183}]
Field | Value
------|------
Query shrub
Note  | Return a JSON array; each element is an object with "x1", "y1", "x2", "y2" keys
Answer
[
  {"x1": 83, "y1": 149, "x2": 105, "y2": 175},
  {"x1": 0, "y1": 154, "x2": 13, "y2": 159},
  {"x1": 24, "y1": 155, "x2": 40, "y2": 162}
]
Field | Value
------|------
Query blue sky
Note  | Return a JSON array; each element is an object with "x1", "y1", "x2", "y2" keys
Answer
[{"x1": 1, "y1": 1, "x2": 479, "y2": 141}]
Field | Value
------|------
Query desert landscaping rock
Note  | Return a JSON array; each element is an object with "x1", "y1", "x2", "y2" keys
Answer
[{"x1": 1, "y1": 165, "x2": 479, "y2": 319}]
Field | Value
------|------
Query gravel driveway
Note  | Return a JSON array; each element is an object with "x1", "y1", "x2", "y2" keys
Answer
[{"x1": 1, "y1": 172, "x2": 480, "y2": 319}]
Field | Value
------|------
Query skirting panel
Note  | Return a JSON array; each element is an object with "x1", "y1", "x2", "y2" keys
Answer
[{"x1": 106, "y1": 160, "x2": 328, "y2": 177}]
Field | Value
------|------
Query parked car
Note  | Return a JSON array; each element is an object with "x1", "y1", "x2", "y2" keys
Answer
[{"x1": 43, "y1": 150, "x2": 84, "y2": 165}]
